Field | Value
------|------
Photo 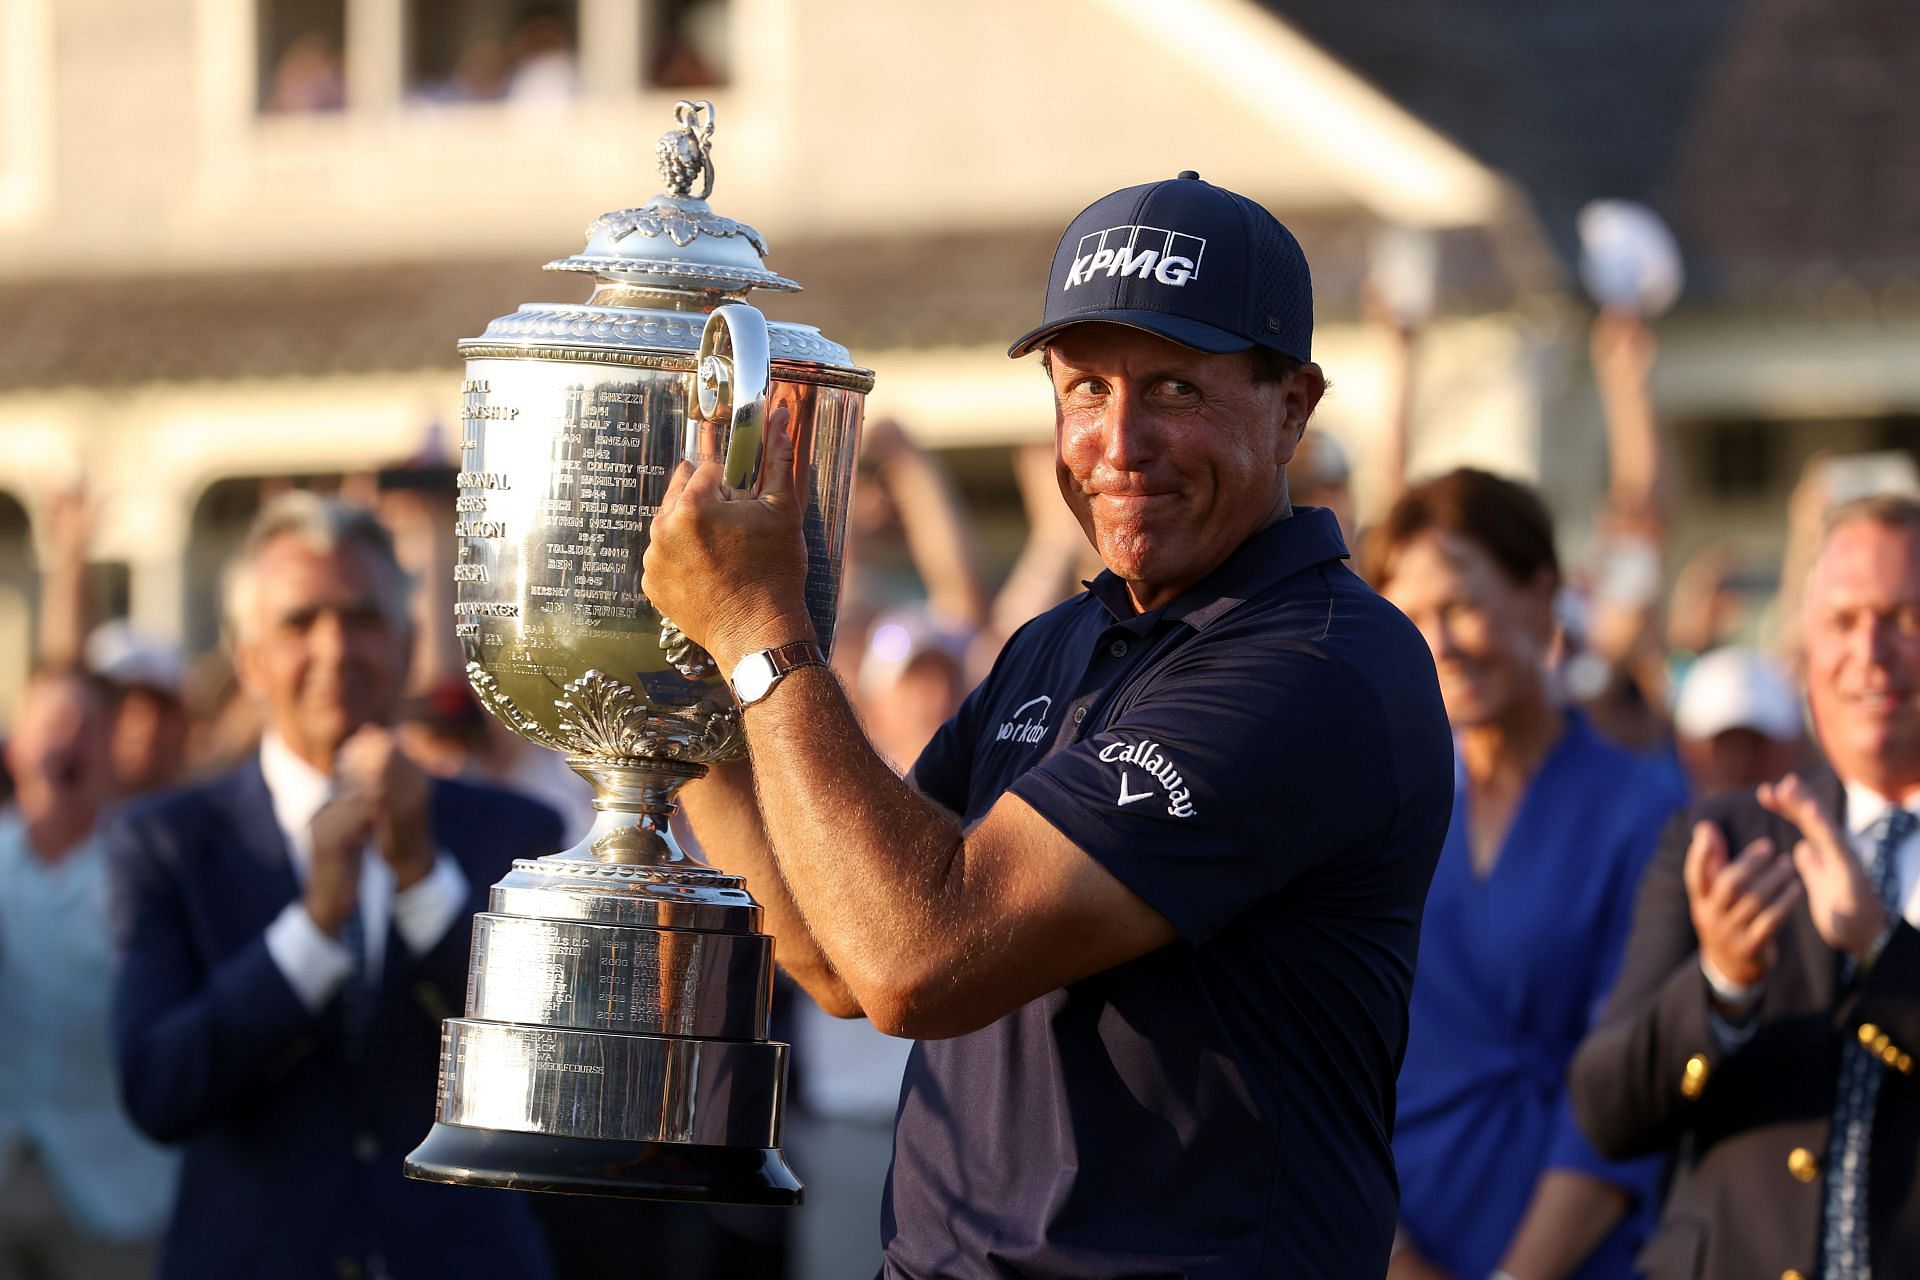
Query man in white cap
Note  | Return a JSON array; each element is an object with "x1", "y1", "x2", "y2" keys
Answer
[
  {"x1": 1672, "y1": 645, "x2": 1805, "y2": 797},
  {"x1": 84, "y1": 620, "x2": 192, "y2": 801}
]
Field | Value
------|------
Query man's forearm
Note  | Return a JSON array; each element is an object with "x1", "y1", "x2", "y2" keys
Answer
[
  {"x1": 735, "y1": 663, "x2": 972, "y2": 1032},
  {"x1": 678, "y1": 758, "x2": 862, "y2": 1016}
]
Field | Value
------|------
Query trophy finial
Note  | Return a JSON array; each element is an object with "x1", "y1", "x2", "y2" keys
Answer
[{"x1": 656, "y1": 100, "x2": 717, "y2": 201}]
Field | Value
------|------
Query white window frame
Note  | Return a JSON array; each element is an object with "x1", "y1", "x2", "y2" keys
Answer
[{"x1": 189, "y1": 0, "x2": 762, "y2": 224}]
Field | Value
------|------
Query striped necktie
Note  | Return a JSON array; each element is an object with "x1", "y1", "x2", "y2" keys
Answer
[{"x1": 1819, "y1": 805, "x2": 1914, "y2": 1279}]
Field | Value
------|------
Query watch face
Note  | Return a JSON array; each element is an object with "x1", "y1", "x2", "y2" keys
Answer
[{"x1": 732, "y1": 652, "x2": 776, "y2": 703}]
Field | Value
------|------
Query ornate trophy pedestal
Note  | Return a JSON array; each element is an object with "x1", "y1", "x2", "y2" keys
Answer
[{"x1": 404, "y1": 768, "x2": 800, "y2": 1205}]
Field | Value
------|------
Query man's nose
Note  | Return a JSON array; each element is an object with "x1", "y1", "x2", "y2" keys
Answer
[
  {"x1": 1854, "y1": 614, "x2": 1899, "y2": 668},
  {"x1": 308, "y1": 609, "x2": 349, "y2": 660},
  {"x1": 1099, "y1": 394, "x2": 1157, "y2": 472}
]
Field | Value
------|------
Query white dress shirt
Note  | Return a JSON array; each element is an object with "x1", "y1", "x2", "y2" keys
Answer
[
  {"x1": 1840, "y1": 780, "x2": 1920, "y2": 924},
  {"x1": 258, "y1": 732, "x2": 470, "y2": 1013}
]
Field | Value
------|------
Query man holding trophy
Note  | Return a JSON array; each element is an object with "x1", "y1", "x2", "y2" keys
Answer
[{"x1": 645, "y1": 173, "x2": 1454, "y2": 1277}]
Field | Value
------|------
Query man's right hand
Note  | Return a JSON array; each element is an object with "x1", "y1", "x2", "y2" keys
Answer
[
  {"x1": 1683, "y1": 820, "x2": 1802, "y2": 990},
  {"x1": 305, "y1": 790, "x2": 374, "y2": 936}
]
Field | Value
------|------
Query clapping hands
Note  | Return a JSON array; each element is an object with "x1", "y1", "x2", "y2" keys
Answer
[
  {"x1": 304, "y1": 726, "x2": 436, "y2": 936},
  {"x1": 1683, "y1": 822, "x2": 1801, "y2": 992}
]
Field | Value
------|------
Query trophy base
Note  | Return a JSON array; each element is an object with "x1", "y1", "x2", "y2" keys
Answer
[{"x1": 404, "y1": 1122, "x2": 804, "y2": 1206}]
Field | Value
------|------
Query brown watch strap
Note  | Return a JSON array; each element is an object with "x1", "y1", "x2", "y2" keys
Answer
[{"x1": 764, "y1": 640, "x2": 826, "y2": 678}]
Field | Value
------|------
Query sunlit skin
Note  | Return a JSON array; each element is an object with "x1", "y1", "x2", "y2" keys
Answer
[
  {"x1": 1801, "y1": 517, "x2": 1920, "y2": 799},
  {"x1": 1046, "y1": 324, "x2": 1324, "y2": 614},
  {"x1": 231, "y1": 536, "x2": 412, "y2": 774},
  {"x1": 1377, "y1": 529, "x2": 1556, "y2": 731}
]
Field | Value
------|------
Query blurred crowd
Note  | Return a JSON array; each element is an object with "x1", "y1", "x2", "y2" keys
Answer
[{"x1": 0, "y1": 284, "x2": 1909, "y2": 1280}]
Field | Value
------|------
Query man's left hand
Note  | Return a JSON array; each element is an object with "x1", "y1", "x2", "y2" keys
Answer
[
  {"x1": 642, "y1": 404, "x2": 814, "y2": 674},
  {"x1": 1758, "y1": 772, "x2": 1890, "y2": 960},
  {"x1": 337, "y1": 725, "x2": 436, "y2": 891}
]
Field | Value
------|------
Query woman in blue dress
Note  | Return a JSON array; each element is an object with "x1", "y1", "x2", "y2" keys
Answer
[{"x1": 1366, "y1": 470, "x2": 1686, "y2": 1280}]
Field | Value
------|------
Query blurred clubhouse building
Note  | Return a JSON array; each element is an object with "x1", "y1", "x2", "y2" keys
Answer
[{"x1": 0, "y1": 0, "x2": 1915, "y2": 717}]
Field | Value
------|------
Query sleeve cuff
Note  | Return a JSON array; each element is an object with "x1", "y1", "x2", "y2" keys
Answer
[
  {"x1": 264, "y1": 901, "x2": 354, "y2": 1013},
  {"x1": 1699, "y1": 954, "x2": 1764, "y2": 1009},
  {"x1": 391, "y1": 852, "x2": 470, "y2": 958}
]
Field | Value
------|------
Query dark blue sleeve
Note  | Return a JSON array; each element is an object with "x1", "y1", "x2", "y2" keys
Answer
[
  {"x1": 108, "y1": 806, "x2": 319, "y2": 1144},
  {"x1": 1009, "y1": 640, "x2": 1398, "y2": 944},
  {"x1": 907, "y1": 658, "x2": 1001, "y2": 819}
]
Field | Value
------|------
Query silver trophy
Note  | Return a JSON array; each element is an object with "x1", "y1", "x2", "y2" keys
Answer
[{"x1": 403, "y1": 101, "x2": 871, "y2": 1204}]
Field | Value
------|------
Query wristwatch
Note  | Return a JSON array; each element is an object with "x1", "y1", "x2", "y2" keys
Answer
[{"x1": 730, "y1": 641, "x2": 826, "y2": 706}]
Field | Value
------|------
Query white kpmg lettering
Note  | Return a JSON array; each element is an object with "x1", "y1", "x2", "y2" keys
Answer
[
  {"x1": 1062, "y1": 225, "x2": 1206, "y2": 293},
  {"x1": 1095, "y1": 738, "x2": 1198, "y2": 818},
  {"x1": 1154, "y1": 255, "x2": 1195, "y2": 286}
]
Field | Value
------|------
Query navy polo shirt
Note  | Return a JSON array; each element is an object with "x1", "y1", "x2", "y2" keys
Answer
[{"x1": 885, "y1": 507, "x2": 1453, "y2": 1280}]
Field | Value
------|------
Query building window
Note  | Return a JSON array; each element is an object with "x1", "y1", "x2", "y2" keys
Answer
[
  {"x1": 407, "y1": 0, "x2": 580, "y2": 105},
  {"x1": 1693, "y1": 420, "x2": 1778, "y2": 501},
  {"x1": 258, "y1": 0, "x2": 347, "y2": 113},
  {"x1": 646, "y1": 0, "x2": 729, "y2": 89}
]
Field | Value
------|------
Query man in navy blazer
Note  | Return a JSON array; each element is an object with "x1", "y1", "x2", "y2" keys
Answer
[{"x1": 110, "y1": 492, "x2": 559, "y2": 1280}]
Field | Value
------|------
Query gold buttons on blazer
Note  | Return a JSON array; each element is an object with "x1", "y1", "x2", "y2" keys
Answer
[
  {"x1": 1899, "y1": 1053, "x2": 1914, "y2": 1075},
  {"x1": 1783, "y1": 1270, "x2": 1807, "y2": 1280},
  {"x1": 1858, "y1": 1022, "x2": 1880, "y2": 1046},
  {"x1": 1787, "y1": 1147, "x2": 1819, "y2": 1183},
  {"x1": 1681, "y1": 1054, "x2": 1710, "y2": 1099}
]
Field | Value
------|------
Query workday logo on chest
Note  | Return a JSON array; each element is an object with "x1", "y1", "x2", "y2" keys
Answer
[
  {"x1": 996, "y1": 695, "x2": 1053, "y2": 747},
  {"x1": 1063, "y1": 225, "x2": 1206, "y2": 292}
]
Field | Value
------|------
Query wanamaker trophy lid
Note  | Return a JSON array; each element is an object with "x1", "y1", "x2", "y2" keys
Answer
[{"x1": 462, "y1": 99, "x2": 862, "y2": 373}]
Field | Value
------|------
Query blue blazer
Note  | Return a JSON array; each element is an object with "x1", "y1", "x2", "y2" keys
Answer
[{"x1": 109, "y1": 757, "x2": 562, "y2": 1280}]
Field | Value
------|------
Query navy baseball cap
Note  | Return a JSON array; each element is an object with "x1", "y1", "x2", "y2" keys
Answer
[{"x1": 1007, "y1": 171, "x2": 1313, "y2": 363}]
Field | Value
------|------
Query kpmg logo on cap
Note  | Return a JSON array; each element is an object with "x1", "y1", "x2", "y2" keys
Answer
[{"x1": 1063, "y1": 225, "x2": 1206, "y2": 292}]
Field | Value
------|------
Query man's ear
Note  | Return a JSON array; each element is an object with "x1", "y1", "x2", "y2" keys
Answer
[
  {"x1": 1274, "y1": 362, "x2": 1327, "y2": 465},
  {"x1": 1284, "y1": 363, "x2": 1327, "y2": 435}
]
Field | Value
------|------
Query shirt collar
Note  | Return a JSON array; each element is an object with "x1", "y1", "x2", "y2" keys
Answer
[
  {"x1": 259, "y1": 729, "x2": 333, "y2": 851},
  {"x1": 1085, "y1": 506, "x2": 1350, "y2": 628},
  {"x1": 1842, "y1": 778, "x2": 1917, "y2": 839}
]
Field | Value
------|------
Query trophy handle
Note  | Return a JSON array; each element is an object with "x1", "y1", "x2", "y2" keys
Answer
[{"x1": 691, "y1": 303, "x2": 771, "y2": 495}]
